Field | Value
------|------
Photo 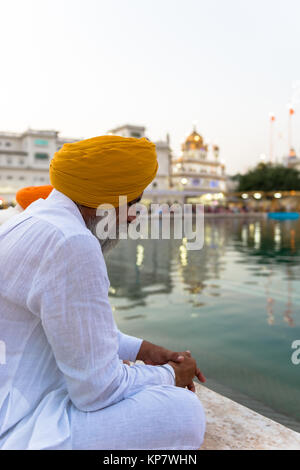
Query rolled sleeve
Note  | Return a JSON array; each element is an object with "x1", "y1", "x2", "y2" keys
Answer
[{"x1": 117, "y1": 331, "x2": 143, "y2": 362}]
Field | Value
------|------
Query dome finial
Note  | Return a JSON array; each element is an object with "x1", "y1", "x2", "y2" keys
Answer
[{"x1": 182, "y1": 125, "x2": 204, "y2": 151}]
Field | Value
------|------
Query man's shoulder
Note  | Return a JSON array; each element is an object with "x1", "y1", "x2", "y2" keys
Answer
[
  {"x1": 36, "y1": 214, "x2": 102, "y2": 260},
  {"x1": 52, "y1": 230, "x2": 109, "y2": 285},
  {"x1": 35, "y1": 218, "x2": 107, "y2": 280},
  {"x1": 26, "y1": 192, "x2": 91, "y2": 240},
  {"x1": 25, "y1": 199, "x2": 104, "y2": 264}
]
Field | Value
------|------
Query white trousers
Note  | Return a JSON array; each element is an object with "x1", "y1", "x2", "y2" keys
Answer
[{"x1": 70, "y1": 384, "x2": 206, "y2": 450}]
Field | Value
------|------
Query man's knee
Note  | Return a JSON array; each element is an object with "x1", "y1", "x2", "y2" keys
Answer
[
  {"x1": 174, "y1": 387, "x2": 206, "y2": 449},
  {"x1": 156, "y1": 385, "x2": 205, "y2": 449}
]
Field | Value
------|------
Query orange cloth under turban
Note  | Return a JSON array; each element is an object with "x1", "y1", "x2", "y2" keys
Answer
[
  {"x1": 16, "y1": 185, "x2": 53, "y2": 209},
  {"x1": 49, "y1": 135, "x2": 158, "y2": 208}
]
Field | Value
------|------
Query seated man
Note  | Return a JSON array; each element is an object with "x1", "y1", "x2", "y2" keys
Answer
[{"x1": 0, "y1": 135, "x2": 206, "y2": 450}]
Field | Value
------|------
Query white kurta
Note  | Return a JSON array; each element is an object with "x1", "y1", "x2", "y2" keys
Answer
[
  {"x1": 0, "y1": 189, "x2": 205, "y2": 450},
  {"x1": 0, "y1": 205, "x2": 22, "y2": 226}
]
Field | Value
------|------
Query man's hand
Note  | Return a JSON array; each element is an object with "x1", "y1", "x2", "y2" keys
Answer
[
  {"x1": 168, "y1": 351, "x2": 206, "y2": 392},
  {"x1": 136, "y1": 341, "x2": 206, "y2": 391},
  {"x1": 173, "y1": 350, "x2": 206, "y2": 392},
  {"x1": 136, "y1": 340, "x2": 186, "y2": 366}
]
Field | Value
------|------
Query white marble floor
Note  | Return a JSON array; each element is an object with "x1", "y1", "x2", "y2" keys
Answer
[{"x1": 195, "y1": 384, "x2": 300, "y2": 450}]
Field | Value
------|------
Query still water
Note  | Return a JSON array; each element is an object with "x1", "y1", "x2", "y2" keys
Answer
[{"x1": 106, "y1": 217, "x2": 300, "y2": 431}]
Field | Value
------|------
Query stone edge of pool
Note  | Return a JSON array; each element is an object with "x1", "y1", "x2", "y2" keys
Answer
[
  {"x1": 134, "y1": 361, "x2": 300, "y2": 450},
  {"x1": 195, "y1": 383, "x2": 300, "y2": 450}
]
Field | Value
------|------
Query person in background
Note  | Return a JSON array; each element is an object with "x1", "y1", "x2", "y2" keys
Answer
[{"x1": 0, "y1": 185, "x2": 53, "y2": 225}]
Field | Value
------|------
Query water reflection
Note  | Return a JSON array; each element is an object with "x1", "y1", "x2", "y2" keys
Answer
[
  {"x1": 106, "y1": 234, "x2": 173, "y2": 314},
  {"x1": 106, "y1": 218, "x2": 300, "y2": 429},
  {"x1": 232, "y1": 219, "x2": 300, "y2": 327},
  {"x1": 107, "y1": 218, "x2": 300, "y2": 327}
]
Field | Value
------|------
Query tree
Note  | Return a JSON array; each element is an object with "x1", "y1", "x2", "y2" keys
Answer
[{"x1": 235, "y1": 163, "x2": 300, "y2": 192}]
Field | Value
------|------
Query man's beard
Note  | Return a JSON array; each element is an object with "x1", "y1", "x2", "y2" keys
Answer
[{"x1": 85, "y1": 214, "x2": 121, "y2": 255}]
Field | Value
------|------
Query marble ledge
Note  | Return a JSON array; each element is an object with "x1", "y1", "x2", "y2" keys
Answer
[{"x1": 195, "y1": 383, "x2": 300, "y2": 450}]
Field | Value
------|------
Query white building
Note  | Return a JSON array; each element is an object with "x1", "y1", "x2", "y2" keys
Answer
[
  {"x1": 0, "y1": 125, "x2": 172, "y2": 205},
  {"x1": 171, "y1": 127, "x2": 226, "y2": 204},
  {"x1": 0, "y1": 129, "x2": 76, "y2": 203},
  {"x1": 1, "y1": 124, "x2": 226, "y2": 207},
  {"x1": 283, "y1": 148, "x2": 300, "y2": 172}
]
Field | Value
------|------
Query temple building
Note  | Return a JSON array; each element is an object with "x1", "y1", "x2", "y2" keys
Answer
[
  {"x1": 171, "y1": 127, "x2": 226, "y2": 204},
  {"x1": 284, "y1": 147, "x2": 300, "y2": 171},
  {"x1": 0, "y1": 124, "x2": 226, "y2": 208}
]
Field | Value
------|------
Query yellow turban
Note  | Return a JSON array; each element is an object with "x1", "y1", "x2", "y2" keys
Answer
[{"x1": 49, "y1": 135, "x2": 158, "y2": 208}]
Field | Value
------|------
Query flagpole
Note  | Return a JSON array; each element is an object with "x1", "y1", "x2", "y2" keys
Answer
[
  {"x1": 269, "y1": 113, "x2": 275, "y2": 163},
  {"x1": 288, "y1": 107, "x2": 295, "y2": 154}
]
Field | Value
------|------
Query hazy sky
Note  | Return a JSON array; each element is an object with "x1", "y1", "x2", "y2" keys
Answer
[{"x1": 1, "y1": 0, "x2": 300, "y2": 173}]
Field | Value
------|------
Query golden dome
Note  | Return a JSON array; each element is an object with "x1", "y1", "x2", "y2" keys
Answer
[{"x1": 182, "y1": 128, "x2": 204, "y2": 151}]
